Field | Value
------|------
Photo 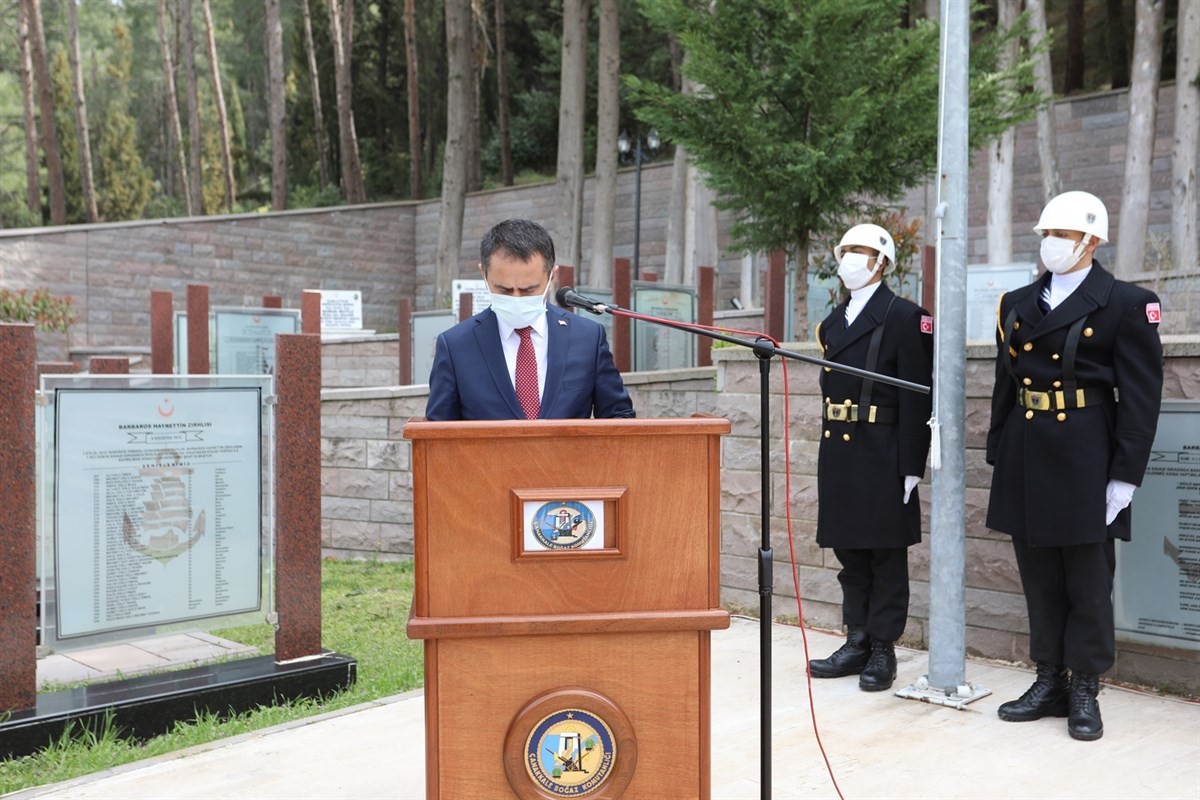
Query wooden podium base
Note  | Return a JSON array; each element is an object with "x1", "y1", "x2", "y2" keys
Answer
[{"x1": 423, "y1": 630, "x2": 715, "y2": 799}]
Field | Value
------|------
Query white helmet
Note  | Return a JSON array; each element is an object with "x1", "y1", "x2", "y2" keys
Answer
[
  {"x1": 835, "y1": 223, "x2": 897, "y2": 271},
  {"x1": 1033, "y1": 191, "x2": 1109, "y2": 242}
]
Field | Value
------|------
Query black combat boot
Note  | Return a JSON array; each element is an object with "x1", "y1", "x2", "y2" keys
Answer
[
  {"x1": 808, "y1": 626, "x2": 870, "y2": 678},
  {"x1": 997, "y1": 663, "x2": 1069, "y2": 722},
  {"x1": 1067, "y1": 672, "x2": 1103, "y2": 741},
  {"x1": 858, "y1": 639, "x2": 897, "y2": 691}
]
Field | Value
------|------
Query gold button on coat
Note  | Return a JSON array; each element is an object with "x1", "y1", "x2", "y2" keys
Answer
[
  {"x1": 1022, "y1": 377, "x2": 1032, "y2": 386},
  {"x1": 824, "y1": 430, "x2": 830, "y2": 439},
  {"x1": 1013, "y1": 321, "x2": 1021, "y2": 330},
  {"x1": 1057, "y1": 412, "x2": 1067, "y2": 422},
  {"x1": 1084, "y1": 327, "x2": 1094, "y2": 337},
  {"x1": 1025, "y1": 410, "x2": 1034, "y2": 420},
  {"x1": 843, "y1": 433, "x2": 851, "y2": 442},
  {"x1": 1053, "y1": 380, "x2": 1062, "y2": 388},
  {"x1": 824, "y1": 367, "x2": 831, "y2": 373},
  {"x1": 1052, "y1": 353, "x2": 1061, "y2": 360},
  {"x1": 1023, "y1": 342, "x2": 1033, "y2": 351}
]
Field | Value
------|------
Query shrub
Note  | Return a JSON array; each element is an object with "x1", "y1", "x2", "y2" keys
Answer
[{"x1": 0, "y1": 288, "x2": 77, "y2": 333}]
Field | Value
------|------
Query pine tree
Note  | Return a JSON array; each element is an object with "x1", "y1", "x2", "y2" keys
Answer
[
  {"x1": 96, "y1": 23, "x2": 153, "y2": 221},
  {"x1": 49, "y1": 48, "x2": 84, "y2": 223}
]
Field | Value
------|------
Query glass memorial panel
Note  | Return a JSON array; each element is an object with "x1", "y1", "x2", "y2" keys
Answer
[
  {"x1": 213, "y1": 307, "x2": 301, "y2": 374},
  {"x1": 1114, "y1": 400, "x2": 1200, "y2": 651},
  {"x1": 412, "y1": 310, "x2": 456, "y2": 385},
  {"x1": 38, "y1": 374, "x2": 272, "y2": 650},
  {"x1": 966, "y1": 264, "x2": 1038, "y2": 343},
  {"x1": 632, "y1": 282, "x2": 696, "y2": 371}
]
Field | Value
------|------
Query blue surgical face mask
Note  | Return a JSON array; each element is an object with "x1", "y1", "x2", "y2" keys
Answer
[{"x1": 489, "y1": 279, "x2": 551, "y2": 328}]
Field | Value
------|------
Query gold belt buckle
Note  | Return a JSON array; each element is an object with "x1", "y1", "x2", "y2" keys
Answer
[
  {"x1": 1024, "y1": 390, "x2": 1051, "y2": 411},
  {"x1": 827, "y1": 404, "x2": 847, "y2": 421}
]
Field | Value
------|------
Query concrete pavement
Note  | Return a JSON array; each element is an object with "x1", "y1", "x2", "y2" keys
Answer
[{"x1": 8, "y1": 616, "x2": 1200, "y2": 799}]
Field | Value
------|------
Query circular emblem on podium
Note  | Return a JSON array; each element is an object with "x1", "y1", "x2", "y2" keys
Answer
[
  {"x1": 531, "y1": 501, "x2": 597, "y2": 550},
  {"x1": 504, "y1": 687, "x2": 636, "y2": 800}
]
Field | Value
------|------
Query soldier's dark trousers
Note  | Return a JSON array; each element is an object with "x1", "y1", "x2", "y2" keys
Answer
[
  {"x1": 1011, "y1": 538, "x2": 1116, "y2": 675},
  {"x1": 833, "y1": 547, "x2": 909, "y2": 643}
]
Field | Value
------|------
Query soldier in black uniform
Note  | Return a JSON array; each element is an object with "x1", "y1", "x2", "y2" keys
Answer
[
  {"x1": 986, "y1": 190, "x2": 1163, "y2": 741},
  {"x1": 808, "y1": 223, "x2": 934, "y2": 692}
]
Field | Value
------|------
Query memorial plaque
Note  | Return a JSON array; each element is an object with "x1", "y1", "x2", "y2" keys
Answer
[
  {"x1": 412, "y1": 309, "x2": 456, "y2": 385},
  {"x1": 52, "y1": 386, "x2": 264, "y2": 639},
  {"x1": 213, "y1": 307, "x2": 301, "y2": 374},
  {"x1": 451, "y1": 279, "x2": 490, "y2": 318},
  {"x1": 966, "y1": 264, "x2": 1037, "y2": 342},
  {"x1": 319, "y1": 290, "x2": 363, "y2": 330},
  {"x1": 173, "y1": 311, "x2": 216, "y2": 374},
  {"x1": 632, "y1": 282, "x2": 695, "y2": 371},
  {"x1": 1114, "y1": 400, "x2": 1200, "y2": 650}
]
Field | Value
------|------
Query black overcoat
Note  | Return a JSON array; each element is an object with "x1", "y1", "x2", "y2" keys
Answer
[
  {"x1": 985, "y1": 262, "x2": 1163, "y2": 546},
  {"x1": 815, "y1": 284, "x2": 934, "y2": 549}
]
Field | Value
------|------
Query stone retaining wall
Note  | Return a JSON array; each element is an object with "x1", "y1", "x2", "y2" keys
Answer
[{"x1": 320, "y1": 339, "x2": 1200, "y2": 692}]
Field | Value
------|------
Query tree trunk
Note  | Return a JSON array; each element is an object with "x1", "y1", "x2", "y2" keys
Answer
[
  {"x1": 466, "y1": 0, "x2": 482, "y2": 193},
  {"x1": 157, "y1": 0, "x2": 192, "y2": 215},
  {"x1": 793, "y1": 241, "x2": 809, "y2": 341},
  {"x1": 64, "y1": 0, "x2": 98, "y2": 223},
  {"x1": 1170, "y1": 0, "x2": 1199, "y2": 276},
  {"x1": 329, "y1": 0, "x2": 366, "y2": 203},
  {"x1": 265, "y1": 0, "x2": 287, "y2": 209},
  {"x1": 589, "y1": 0, "x2": 619, "y2": 289},
  {"x1": 554, "y1": 0, "x2": 588, "y2": 271},
  {"x1": 986, "y1": 0, "x2": 1018, "y2": 263},
  {"x1": 1026, "y1": 0, "x2": 1061, "y2": 202},
  {"x1": 17, "y1": 0, "x2": 42, "y2": 221},
  {"x1": 201, "y1": 0, "x2": 236, "y2": 211},
  {"x1": 494, "y1": 0, "x2": 513, "y2": 187},
  {"x1": 180, "y1": 0, "x2": 204, "y2": 215},
  {"x1": 665, "y1": 146, "x2": 688, "y2": 283},
  {"x1": 1115, "y1": 0, "x2": 1164, "y2": 277},
  {"x1": 403, "y1": 0, "x2": 421, "y2": 198},
  {"x1": 301, "y1": 0, "x2": 331, "y2": 189},
  {"x1": 1064, "y1": 0, "x2": 1085, "y2": 93},
  {"x1": 1105, "y1": 0, "x2": 1130, "y2": 89},
  {"x1": 24, "y1": 0, "x2": 66, "y2": 225},
  {"x1": 436, "y1": 0, "x2": 472, "y2": 309}
]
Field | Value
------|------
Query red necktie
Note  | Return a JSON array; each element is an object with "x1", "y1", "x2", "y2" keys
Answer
[{"x1": 515, "y1": 327, "x2": 539, "y2": 420}]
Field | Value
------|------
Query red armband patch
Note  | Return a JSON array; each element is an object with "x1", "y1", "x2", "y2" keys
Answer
[
  {"x1": 1146, "y1": 302, "x2": 1161, "y2": 324},
  {"x1": 920, "y1": 315, "x2": 934, "y2": 334}
]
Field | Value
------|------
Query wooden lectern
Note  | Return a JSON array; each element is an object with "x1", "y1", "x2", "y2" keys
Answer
[{"x1": 405, "y1": 417, "x2": 731, "y2": 799}]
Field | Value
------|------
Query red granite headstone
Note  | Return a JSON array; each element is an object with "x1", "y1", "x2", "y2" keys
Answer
[
  {"x1": 262, "y1": 295, "x2": 283, "y2": 309},
  {"x1": 150, "y1": 290, "x2": 174, "y2": 375},
  {"x1": 273, "y1": 334, "x2": 323, "y2": 662},
  {"x1": 764, "y1": 251, "x2": 787, "y2": 343},
  {"x1": 698, "y1": 265, "x2": 715, "y2": 367},
  {"x1": 187, "y1": 284, "x2": 210, "y2": 374},
  {"x1": 398, "y1": 298, "x2": 412, "y2": 386},
  {"x1": 613, "y1": 258, "x2": 632, "y2": 372},
  {"x1": 37, "y1": 361, "x2": 79, "y2": 377},
  {"x1": 301, "y1": 291, "x2": 321, "y2": 335},
  {"x1": 0, "y1": 324, "x2": 37, "y2": 711},
  {"x1": 90, "y1": 356, "x2": 130, "y2": 374},
  {"x1": 557, "y1": 265, "x2": 575, "y2": 313}
]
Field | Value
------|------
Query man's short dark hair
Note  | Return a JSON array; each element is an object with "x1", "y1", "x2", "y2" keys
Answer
[{"x1": 480, "y1": 219, "x2": 555, "y2": 274}]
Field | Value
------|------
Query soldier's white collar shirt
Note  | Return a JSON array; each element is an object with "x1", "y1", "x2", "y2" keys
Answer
[
  {"x1": 1045, "y1": 264, "x2": 1092, "y2": 310},
  {"x1": 845, "y1": 280, "x2": 883, "y2": 327}
]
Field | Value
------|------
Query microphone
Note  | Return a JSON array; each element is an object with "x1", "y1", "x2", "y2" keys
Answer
[{"x1": 555, "y1": 286, "x2": 609, "y2": 315}]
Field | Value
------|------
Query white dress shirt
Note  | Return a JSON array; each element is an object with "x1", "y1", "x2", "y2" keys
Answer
[
  {"x1": 1043, "y1": 264, "x2": 1092, "y2": 310},
  {"x1": 845, "y1": 280, "x2": 883, "y2": 327},
  {"x1": 496, "y1": 310, "x2": 549, "y2": 399}
]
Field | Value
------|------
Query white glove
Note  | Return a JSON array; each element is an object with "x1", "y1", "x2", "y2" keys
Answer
[
  {"x1": 1105, "y1": 479, "x2": 1136, "y2": 525},
  {"x1": 903, "y1": 476, "x2": 920, "y2": 504}
]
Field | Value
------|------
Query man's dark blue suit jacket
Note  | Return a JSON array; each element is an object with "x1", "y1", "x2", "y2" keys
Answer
[{"x1": 424, "y1": 305, "x2": 635, "y2": 421}]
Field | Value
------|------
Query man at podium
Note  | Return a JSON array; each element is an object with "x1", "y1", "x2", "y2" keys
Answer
[{"x1": 425, "y1": 219, "x2": 635, "y2": 421}]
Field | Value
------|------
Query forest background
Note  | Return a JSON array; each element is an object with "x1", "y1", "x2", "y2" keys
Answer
[{"x1": 0, "y1": 0, "x2": 1188, "y2": 225}]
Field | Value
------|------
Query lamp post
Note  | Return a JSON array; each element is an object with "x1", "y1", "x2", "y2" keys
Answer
[{"x1": 617, "y1": 127, "x2": 660, "y2": 275}]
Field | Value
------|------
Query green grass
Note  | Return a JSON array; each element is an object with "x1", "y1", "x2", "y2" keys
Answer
[{"x1": 0, "y1": 558, "x2": 422, "y2": 795}]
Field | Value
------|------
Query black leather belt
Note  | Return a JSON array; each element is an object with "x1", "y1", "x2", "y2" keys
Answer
[{"x1": 1018, "y1": 386, "x2": 1113, "y2": 411}]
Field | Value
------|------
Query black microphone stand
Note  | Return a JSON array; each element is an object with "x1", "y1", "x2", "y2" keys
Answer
[{"x1": 565, "y1": 295, "x2": 928, "y2": 800}]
